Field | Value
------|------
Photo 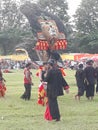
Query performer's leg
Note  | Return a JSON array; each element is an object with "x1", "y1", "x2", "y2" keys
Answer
[{"x1": 48, "y1": 96, "x2": 60, "y2": 120}]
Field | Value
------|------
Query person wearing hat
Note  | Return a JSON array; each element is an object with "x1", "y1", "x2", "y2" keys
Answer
[
  {"x1": 44, "y1": 59, "x2": 69, "y2": 121},
  {"x1": 86, "y1": 60, "x2": 94, "y2": 65},
  {"x1": 75, "y1": 63, "x2": 85, "y2": 100},
  {"x1": 21, "y1": 63, "x2": 33, "y2": 100},
  {"x1": 84, "y1": 60, "x2": 96, "y2": 100}
]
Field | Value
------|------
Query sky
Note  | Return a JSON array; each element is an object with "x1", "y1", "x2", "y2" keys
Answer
[{"x1": 67, "y1": 0, "x2": 82, "y2": 16}]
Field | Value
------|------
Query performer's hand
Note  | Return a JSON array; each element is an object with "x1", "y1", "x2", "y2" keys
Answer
[
  {"x1": 64, "y1": 86, "x2": 69, "y2": 93},
  {"x1": 3, "y1": 79, "x2": 6, "y2": 82},
  {"x1": 31, "y1": 83, "x2": 34, "y2": 86},
  {"x1": 65, "y1": 89, "x2": 69, "y2": 94}
]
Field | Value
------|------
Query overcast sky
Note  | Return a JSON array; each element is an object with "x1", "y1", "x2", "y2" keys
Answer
[{"x1": 67, "y1": 0, "x2": 82, "y2": 16}]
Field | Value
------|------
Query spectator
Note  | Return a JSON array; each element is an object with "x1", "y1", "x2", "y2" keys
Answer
[{"x1": 21, "y1": 63, "x2": 33, "y2": 100}]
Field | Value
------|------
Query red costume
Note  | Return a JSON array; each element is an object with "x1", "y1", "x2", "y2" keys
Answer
[
  {"x1": 0, "y1": 81, "x2": 6, "y2": 97},
  {"x1": 0, "y1": 69, "x2": 6, "y2": 97}
]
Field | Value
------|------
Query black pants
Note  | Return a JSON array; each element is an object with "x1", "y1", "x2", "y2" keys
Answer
[
  {"x1": 21, "y1": 84, "x2": 31, "y2": 100},
  {"x1": 48, "y1": 96, "x2": 60, "y2": 120},
  {"x1": 77, "y1": 87, "x2": 85, "y2": 96},
  {"x1": 86, "y1": 83, "x2": 95, "y2": 98},
  {"x1": 96, "y1": 82, "x2": 98, "y2": 93}
]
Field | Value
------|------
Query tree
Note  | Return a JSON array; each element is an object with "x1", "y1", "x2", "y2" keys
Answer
[
  {"x1": 0, "y1": 0, "x2": 22, "y2": 30},
  {"x1": 0, "y1": 0, "x2": 33, "y2": 55},
  {"x1": 0, "y1": 27, "x2": 34, "y2": 55},
  {"x1": 74, "y1": 0, "x2": 98, "y2": 53},
  {"x1": 74, "y1": 0, "x2": 98, "y2": 34}
]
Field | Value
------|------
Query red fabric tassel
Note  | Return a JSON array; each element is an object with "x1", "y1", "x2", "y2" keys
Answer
[
  {"x1": 64, "y1": 86, "x2": 69, "y2": 90},
  {"x1": 0, "y1": 82, "x2": 6, "y2": 97},
  {"x1": 44, "y1": 104, "x2": 52, "y2": 121}
]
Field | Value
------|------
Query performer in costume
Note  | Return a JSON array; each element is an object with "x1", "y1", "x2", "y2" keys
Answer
[
  {"x1": 0, "y1": 67, "x2": 6, "y2": 97},
  {"x1": 44, "y1": 60, "x2": 69, "y2": 121},
  {"x1": 21, "y1": 63, "x2": 33, "y2": 100},
  {"x1": 95, "y1": 66, "x2": 98, "y2": 93},
  {"x1": 84, "y1": 60, "x2": 96, "y2": 100},
  {"x1": 37, "y1": 62, "x2": 48, "y2": 106},
  {"x1": 75, "y1": 64, "x2": 85, "y2": 100}
]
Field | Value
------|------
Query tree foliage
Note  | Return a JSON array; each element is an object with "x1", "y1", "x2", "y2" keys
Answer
[
  {"x1": 0, "y1": 0, "x2": 33, "y2": 55},
  {"x1": 75, "y1": 0, "x2": 98, "y2": 34},
  {"x1": 74, "y1": 0, "x2": 98, "y2": 53},
  {"x1": 0, "y1": 0, "x2": 23, "y2": 30}
]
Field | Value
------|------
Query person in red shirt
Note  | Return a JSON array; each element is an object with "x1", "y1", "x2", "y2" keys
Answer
[
  {"x1": 21, "y1": 63, "x2": 33, "y2": 100},
  {"x1": 0, "y1": 67, "x2": 6, "y2": 97}
]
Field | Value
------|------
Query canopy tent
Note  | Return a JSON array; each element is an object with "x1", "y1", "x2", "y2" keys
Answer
[
  {"x1": 61, "y1": 54, "x2": 74, "y2": 60},
  {"x1": 61, "y1": 53, "x2": 98, "y2": 61},
  {"x1": 0, "y1": 55, "x2": 29, "y2": 61}
]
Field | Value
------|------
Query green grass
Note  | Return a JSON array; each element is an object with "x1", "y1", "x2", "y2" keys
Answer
[{"x1": 0, "y1": 69, "x2": 98, "y2": 130}]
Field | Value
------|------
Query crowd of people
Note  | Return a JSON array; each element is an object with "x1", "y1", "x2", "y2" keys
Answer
[
  {"x1": 20, "y1": 60, "x2": 69, "y2": 121},
  {"x1": 0, "y1": 58, "x2": 98, "y2": 122},
  {"x1": 75, "y1": 60, "x2": 98, "y2": 101}
]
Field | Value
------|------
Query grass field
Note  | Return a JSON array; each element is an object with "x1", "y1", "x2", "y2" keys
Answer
[{"x1": 0, "y1": 69, "x2": 98, "y2": 130}]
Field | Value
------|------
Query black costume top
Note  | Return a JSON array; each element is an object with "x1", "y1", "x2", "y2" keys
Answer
[
  {"x1": 84, "y1": 66, "x2": 96, "y2": 85},
  {"x1": 75, "y1": 68, "x2": 85, "y2": 88},
  {"x1": 45, "y1": 67, "x2": 68, "y2": 98}
]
